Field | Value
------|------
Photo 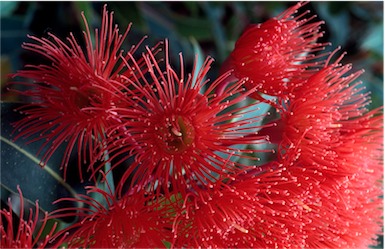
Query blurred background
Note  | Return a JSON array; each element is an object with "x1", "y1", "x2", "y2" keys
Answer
[
  {"x1": 1, "y1": 1, "x2": 383, "y2": 108},
  {"x1": 1, "y1": 1, "x2": 383, "y2": 247}
]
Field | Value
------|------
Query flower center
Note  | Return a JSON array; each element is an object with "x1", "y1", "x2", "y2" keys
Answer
[
  {"x1": 70, "y1": 86, "x2": 101, "y2": 109},
  {"x1": 156, "y1": 116, "x2": 195, "y2": 154}
]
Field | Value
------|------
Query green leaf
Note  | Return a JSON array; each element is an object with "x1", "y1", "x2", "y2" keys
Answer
[
  {"x1": 362, "y1": 24, "x2": 384, "y2": 56},
  {"x1": 112, "y1": 2, "x2": 145, "y2": 30},
  {"x1": 189, "y1": 37, "x2": 205, "y2": 88},
  {"x1": 1, "y1": 102, "x2": 79, "y2": 215},
  {"x1": 73, "y1": 1, "x2": 97, "y2": 28},
  {"x1": 0, "y1": 2, "x2": 19, "y2": 17},
  {"x1": 314, "y1": 2, "x2": 350, "y2": 47},
  {"x1": 200, "y1": 2, "x2": 227, "y2": 62},
  {"x1": 172, "y1": 15, "x2": 213, "y2": 41}
]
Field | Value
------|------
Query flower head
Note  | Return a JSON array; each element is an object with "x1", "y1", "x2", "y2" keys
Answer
[
  {"x1": 270, "y1": 150, "x2": 383, "y2": 249},
  {"x1": 171, "y1": 180, "x2": 257, "y2": 248},
  {"x1": 171, "y1": 169, "x2": 311, "y2": 248},
  {"x1": 303, "y1": 167, "x2": 383, "y2": 248},
  {"x1": 255, "y1": 51, "x2": 384, "y2": 248},
  {"x1": 51, "y1": 184, "x2": 172, "y2": 248},
  {"x1": 9, "y1": 5, "x2": 147, "y2": 180},
  {"x1": 225, "y1": 1, "x2": 327, "y2": 99},
  {"x1": 0, "y1": 186, "x2": 64, "y2": 248},
  {"x1": 4, "y1": 2, "x2": 383, "y2": 248},
  {"x1": 102, "y1": 41, "x2": 270, "y2": 196},
  {"x1": 277, "y1": 52, "x2": 383, "y2": 177}
]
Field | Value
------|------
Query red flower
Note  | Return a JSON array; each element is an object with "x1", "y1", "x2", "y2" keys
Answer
[
  {"x1": 225, "y1": 127, "x2": 382, "y2": 248},
  {"x1": 171, "y1": 180, "x2": 257, "y2": 248},
  {"x1": 101, "y1": 41, "x2": 270, "y2": 196},
  {"x1": 270, "y1": 150, "x2": 383, "y2": 249},
  {"x1": 51, "y1": 185, "x2": 172, "y2": 248},
  {"x1": 277, "y1": 53, "x2": 384, "y2": 178},
  {"x1": 0, "y1": 186, "x2": 64, "y2": 248},
  {"x1": 171, "y1": 170, "x2": 310, "y2": 248},
  {"x1": 254, "y1": 52, "x2": 384, "y2": 247},
  {"x1": 9, "y1": 5, "x2": 147, "y2": 180},
  {"x1": 302, "y1": 166, "x2": 383, "y2": 248},
  {"x1": 224, "y1": 1, "x2": 327, "y2": 99}
]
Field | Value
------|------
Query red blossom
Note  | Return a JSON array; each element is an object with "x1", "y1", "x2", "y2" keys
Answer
[
  {"x1": 9, "y1": 5, "x2": 149, "y2": 181},
  {"x1": 223, "y1": 1, "x2": 328, "y2": 99},
  {"x1": 4, "y1": 2, "x2": 383, "y2": 248},
  {"x1": 253, "y1": 51, "x2": 384, "y2": 247},
  {"x1": 305, "y1": 168, "x2": 383, "y2": 248},
  {"x1": 222, "y1": 136, "x2": 382, "y2": 249},
  {"x1": 273, "y1": 153, "x2": 383, "y2": 248},
  {"x1": 171, "y1": 180, "x2": 258, "y2": 248},
  {"x1": 99, "y1": 41, "x2": 271, "y2": 197},
  {"x1": 50, "y1": 185, "x2": 173, "y2": 248},
  {"x1": 0, "y1": 186, "x2": 64, "y2": 248},
  {"x1": 277, "y1": 52, "x2": 384, "y2": 178},
  {"x1": 171, "y1": 169, "x2": 315, "y2": 248},
  {"x1": 172, "y1": 140, "x2": 382, "y2": 248}
]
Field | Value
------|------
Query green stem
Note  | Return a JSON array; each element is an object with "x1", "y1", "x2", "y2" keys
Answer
[{"x1": 100, "y1": 130, "x2": 115, "y2": 196}]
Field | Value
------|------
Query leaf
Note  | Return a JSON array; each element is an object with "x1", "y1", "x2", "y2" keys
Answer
[
  {"x1": 73, "y1": 1, "x2": 97, "y2": 29},
  {"x1": 314, "y1": 2, "x2": 350, "y2": 48},
  {"x1": 0, "y1": 16, "x2": 28, "y2": 52},
  {"x1": 189, "y1": 37, "x2": 205, "y2": 90},
  {"x1": 0, "y1": 2, "x2": 19, "y2": 17},
  {"x1": 112, "y1": 2, "x2": 145, "y2": 30},
  {"x1": 1, "y1": 102, "x2": 79, "y2": 216},
  {"x1": 362, "y1": 24, "x2": 384, "y2": 56},
  {"x1": 200, "y1": 2, "x2": 227, "y2": 62},
  {"x1": 1, "y1": 56, "x2": 12, "y2": 89},
  {"x1": 172, "y1": 15, "x2": 214, "y2": 41}
]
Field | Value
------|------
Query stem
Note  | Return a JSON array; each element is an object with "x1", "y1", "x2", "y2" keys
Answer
[
  {"x1": 99, "y1": 129, "x2": 115, "y2": 196},
  {"x1": 102, "y1": 145, "x2": 115, "y2": 196}
]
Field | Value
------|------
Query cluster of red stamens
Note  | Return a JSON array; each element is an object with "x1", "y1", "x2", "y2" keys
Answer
[{"x1": 2, "y1": 2, "x2": 382, "y2": 248}]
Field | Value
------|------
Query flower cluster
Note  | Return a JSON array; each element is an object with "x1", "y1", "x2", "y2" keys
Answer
[
  {"x1": 1, "y1": 186, "x2": 65, "y2": 248},
  {"x1": 3, "y1": 2, "x2": 382, "y2": 248}
]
